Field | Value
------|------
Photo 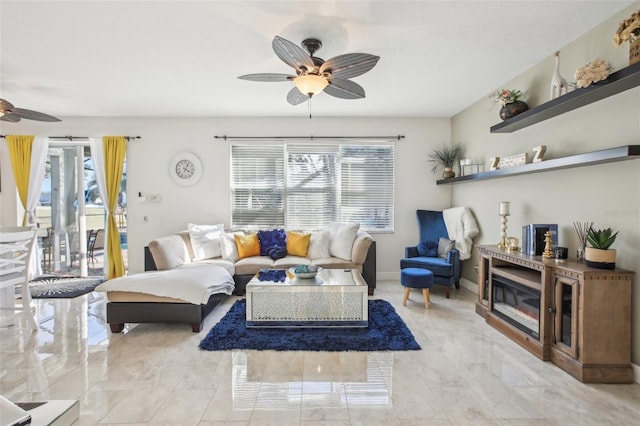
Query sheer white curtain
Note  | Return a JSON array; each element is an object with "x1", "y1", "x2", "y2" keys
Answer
[
  {"x1": 26, "y1": 137, "x2": 49, "y2": 279},
  {"x1": 90, "y1": 138, "x2": 108, "y2": 275}
]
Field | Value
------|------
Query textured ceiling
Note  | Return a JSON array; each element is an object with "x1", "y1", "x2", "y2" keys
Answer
[{"x1": 0, "y1": 1, "x2": 635, "y2": 119}]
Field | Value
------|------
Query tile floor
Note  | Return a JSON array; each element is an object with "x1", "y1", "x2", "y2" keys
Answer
[{"x1": 1, "y1": 281, "x2": 640, "y2": 425}]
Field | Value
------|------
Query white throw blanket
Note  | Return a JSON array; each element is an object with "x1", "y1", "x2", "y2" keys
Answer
[
  {"x1": 95, "y1": 264, "x2": 235, "y2": 305},
  {"x1": 443, "y1": 207, "x2": 480, "y2": 260}
]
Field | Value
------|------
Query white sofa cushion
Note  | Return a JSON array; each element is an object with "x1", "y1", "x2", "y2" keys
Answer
[
  {"x1": 234, "y1": 256, "x2": 273, "y2": 275},
  {"x1": 187, "y1": 223, "x2": 224, "y2": 261},
  {"x1": 221, "y1": 231, "x2": 244, "y2": 262},
  {"x1": 149, "y1": 235, "x2": 191, "y2": 270},
  {"x1": 307, "y1": 230, "x2": 331, "y2": 259},
  {"x1": 273, "y1": 256, "x2": 311, "y2": 269},
  {"x1": 328, "y1": 222, "x2": 360, "y2": 261}
]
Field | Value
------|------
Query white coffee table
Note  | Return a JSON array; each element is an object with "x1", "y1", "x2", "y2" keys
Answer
[{"x1": 246, "y1": 269, "x2": 368, "y2": 328}]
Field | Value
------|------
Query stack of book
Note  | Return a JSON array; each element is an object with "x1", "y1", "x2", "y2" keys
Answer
[{"x1": 521, "y1": 224, "x2": 558, "y2": 256}]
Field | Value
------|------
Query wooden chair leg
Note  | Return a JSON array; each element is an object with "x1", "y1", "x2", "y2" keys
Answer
[
  {"x1": 445, "y1": 286, "x2": 450, "y2": 299},
  {"x1": 422, "y1": 288, "x2": 430, "y2": 309},
  {"x1": 402, "y1": 287, "x2": 410, "y2": 306}
]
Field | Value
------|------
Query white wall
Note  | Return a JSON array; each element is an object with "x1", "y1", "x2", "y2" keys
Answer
[
  {"x1": 451, "y1": 3, "x2": 640, "y2": 364},
  {"x1": 0, "y1": 116, "x2": 452, "y2": 277}
]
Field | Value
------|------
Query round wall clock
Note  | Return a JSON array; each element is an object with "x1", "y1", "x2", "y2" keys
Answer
[{"x1": 169, "y1": 152, "x2": 203, "y2": 186}]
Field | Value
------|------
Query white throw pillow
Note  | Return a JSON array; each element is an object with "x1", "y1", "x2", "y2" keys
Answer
[
  {"x1": 221, "y1": 231, "x2": 244, "y2": 262},
  {"x1": 328, "y1": 222, "x2": 360, "y2": 261},
  {"x1": 187, "y1": 223, "x2": 224, "y2": 261},
  {"x1": 307, "y1": 230, "x2": 331, "y2": 259}
]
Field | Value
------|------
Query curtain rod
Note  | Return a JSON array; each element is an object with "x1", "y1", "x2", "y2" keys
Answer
[
  {"x1": 0, "y1": 135, "x2": 141, "y2": 140},
  {"x1": 48, "y1": 136, "x2": 141, "y2": 141},
  {"x1": 214, "y1": 135, "x2": 404, "y2": 142}
]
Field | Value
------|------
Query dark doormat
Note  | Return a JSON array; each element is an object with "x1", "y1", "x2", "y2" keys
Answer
[{"x1": 28, "y1": 276, "x2": 105, "y2": 299}]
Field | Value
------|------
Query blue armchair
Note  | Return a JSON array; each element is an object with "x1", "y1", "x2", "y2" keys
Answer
[{"x1": 400, "y1": 210, "x2": 461, "y2": 298}]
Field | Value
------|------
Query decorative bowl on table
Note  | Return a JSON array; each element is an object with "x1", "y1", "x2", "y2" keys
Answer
[{"x1": 289, "y1": 265, "x2": 321, "y2": 279}]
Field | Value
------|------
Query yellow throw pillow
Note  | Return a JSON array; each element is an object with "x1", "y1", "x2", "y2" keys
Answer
[
  {"x1": 235, "y1": 233, "x2": 261, "y2": 259},
  {"x1": 287, "y1": 231, "x2": 311, "y2": 257}
]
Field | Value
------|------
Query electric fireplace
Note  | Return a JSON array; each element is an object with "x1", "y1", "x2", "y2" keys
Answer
[{"x1": 491, "y1": 275, "x2": 541, "y2": 340}]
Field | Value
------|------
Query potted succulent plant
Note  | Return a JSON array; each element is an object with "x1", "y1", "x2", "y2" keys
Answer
[
  {"x1": 585, "y1": 227, "x2": 618, "y2": 270},
  {"x1": 428, "y1": 143, "x2": 465, "y2": 179}
]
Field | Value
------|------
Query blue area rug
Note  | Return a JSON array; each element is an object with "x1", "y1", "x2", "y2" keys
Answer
[{"x1": 199, "y1": 299, "x2": 421, "y2": 352}]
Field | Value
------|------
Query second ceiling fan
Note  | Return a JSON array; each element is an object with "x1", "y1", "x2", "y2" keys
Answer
[
  {"x1": 239, "y1": 36, "x2": 380, "y2": 106},
  {"x1": 0, "y1": 98, "x2": 61, "y2": 123}
]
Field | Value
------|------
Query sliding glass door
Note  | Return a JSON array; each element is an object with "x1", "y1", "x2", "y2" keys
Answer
[{"x1": 36, "y1": 142, "x2": 127, "y2": 277}]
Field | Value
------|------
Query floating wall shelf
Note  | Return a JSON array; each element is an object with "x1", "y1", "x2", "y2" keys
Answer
[
  {"x1": 436, "y1": 145, "x2": 640, "y2": 185},
  {"x1": 490, "y1": 61, "x2": 640, "y2": 134}
]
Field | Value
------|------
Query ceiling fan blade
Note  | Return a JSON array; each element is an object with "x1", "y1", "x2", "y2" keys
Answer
[
  {"x1": 238, "y1": 73, "x2": 295, "y2": 82},
  {"x1": 324, "y1": 78, "x2": 366, "y2": 99},
  {"x1": 286, "y1": 87, "x2": 309, "y2": 105},
  {"x1": 1, "y1": 112, "x2": 21, "y2": 122},
  {"x1": 320, "y1": 53, "x2": 380, "y2": 79},
  {"x1": 272, "y1": 36, "x2": 315, "y2": 72},
  {"x1": 0, "y1": 98, "x2": 16, "y2": 111},
  {"x1": 12, "y1": 107, "x2": 61, "y2": 122}
]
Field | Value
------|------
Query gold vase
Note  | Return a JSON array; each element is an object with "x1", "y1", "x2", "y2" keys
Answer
[
  {"x1": 443, "y1": 167, "x2": 456, "y2": 179},
  {"x1": 630, "y1": 39, "x2": 640, "y2": 65}
]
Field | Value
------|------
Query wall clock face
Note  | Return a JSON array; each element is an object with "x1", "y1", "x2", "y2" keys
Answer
[{"x1": 169, "y1": 152, "x2": 203, "y2": 186}]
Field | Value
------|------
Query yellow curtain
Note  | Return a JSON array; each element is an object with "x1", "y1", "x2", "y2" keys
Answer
[
  {"x1": 5, "y1": 135, "x2": 34, "y2": 226},
  {"x1": 103, "y1": 136, "x2": 127, "y2": 279}
]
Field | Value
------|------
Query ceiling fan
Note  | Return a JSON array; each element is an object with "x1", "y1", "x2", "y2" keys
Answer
[
  {"x1": 238, "y1": 36, "x2": 380, "y2": 106},
  {"x1": 0, "y1": 98, "x2": 61, "y2": 122}
]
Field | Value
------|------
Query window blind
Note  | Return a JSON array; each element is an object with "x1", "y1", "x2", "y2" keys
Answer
[
  {"x1": 231, "y1": 144, "x2": 284, "y2": 228},
  {"x1": 340, "y1": 145, "x2": 394, "y2": 230},
  {"x1": 286, "y1": 144, "x2": 339, "y2": 230},
  {"x1": 231, "y1": 143, "x2": 394, "y2": 231}
]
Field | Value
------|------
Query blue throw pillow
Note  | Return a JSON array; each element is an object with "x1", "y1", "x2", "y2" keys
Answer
[
  {"x1": 268, "y1": 245, "x2": 287, "y2": 260},
  {"x1": 258, "y1": 229, "x2": 286, "y2": 256},
  {"x1": 417, "y1": 240, "x2": 438, "y2": 257}
]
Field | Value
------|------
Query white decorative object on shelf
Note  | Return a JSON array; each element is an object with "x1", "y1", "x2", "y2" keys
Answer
[
  {"x1": 575, "y1": 59, "x2": 612, "y2": 88},
  {"x1": 498, "y1": 153, "x2": 528, "y2": 169},
  {"x1": 532, "y1": 145, "x2": 547, "y2": 162},
  {"x1": 550, "y1": 51, "x2": 569, "y2": 99}
]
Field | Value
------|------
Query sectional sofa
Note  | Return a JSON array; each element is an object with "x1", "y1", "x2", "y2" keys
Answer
[
  {"x1": 98, "y1": 224, "x2": 376, "y2": 332},
  {"x1": 144, "y1": 226, "x2": 376, "y2": 295}
]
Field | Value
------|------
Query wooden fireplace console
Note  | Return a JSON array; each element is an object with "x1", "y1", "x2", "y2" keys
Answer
[{"x1": 476, "y1": 245, "x2": 635, "y2": 383}]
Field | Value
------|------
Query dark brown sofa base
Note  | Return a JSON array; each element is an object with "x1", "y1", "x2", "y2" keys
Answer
[
  {"x1": 106, "y1": 293, "x2": 227, "y2": 333},
  {"x1": 144, "y1": 241, "x2": 377, "y2": 296}
]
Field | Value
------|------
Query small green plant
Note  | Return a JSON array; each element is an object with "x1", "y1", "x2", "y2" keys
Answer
[
  {"x1": 587, "y1": 227, "x2": 618, "y2": 250},
  {"x1": 428, "y1": 143, "x2": 465, "y2": 173}
]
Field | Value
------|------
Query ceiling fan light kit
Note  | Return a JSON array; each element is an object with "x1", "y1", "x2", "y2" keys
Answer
[
  {"x1": 293, "y1": 74, "x2": 329, "y2": 97},
  {"x1": 238, "y1": 35, "x2": 380, "y2": 107}
]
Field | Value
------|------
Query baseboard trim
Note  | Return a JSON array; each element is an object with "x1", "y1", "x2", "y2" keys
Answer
[
  {"x1": 459, "y1": 277, "x2": 477, "y2": 293},
  {"x1": 377, "y1": 272, "x2": 398, "y2": 281},
  {"x1": 377, "y1": 273, "x2": 479, "y2": 292},
  {"x1": 633, "y1": 362, "x2": 640, "y2": 384}
]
